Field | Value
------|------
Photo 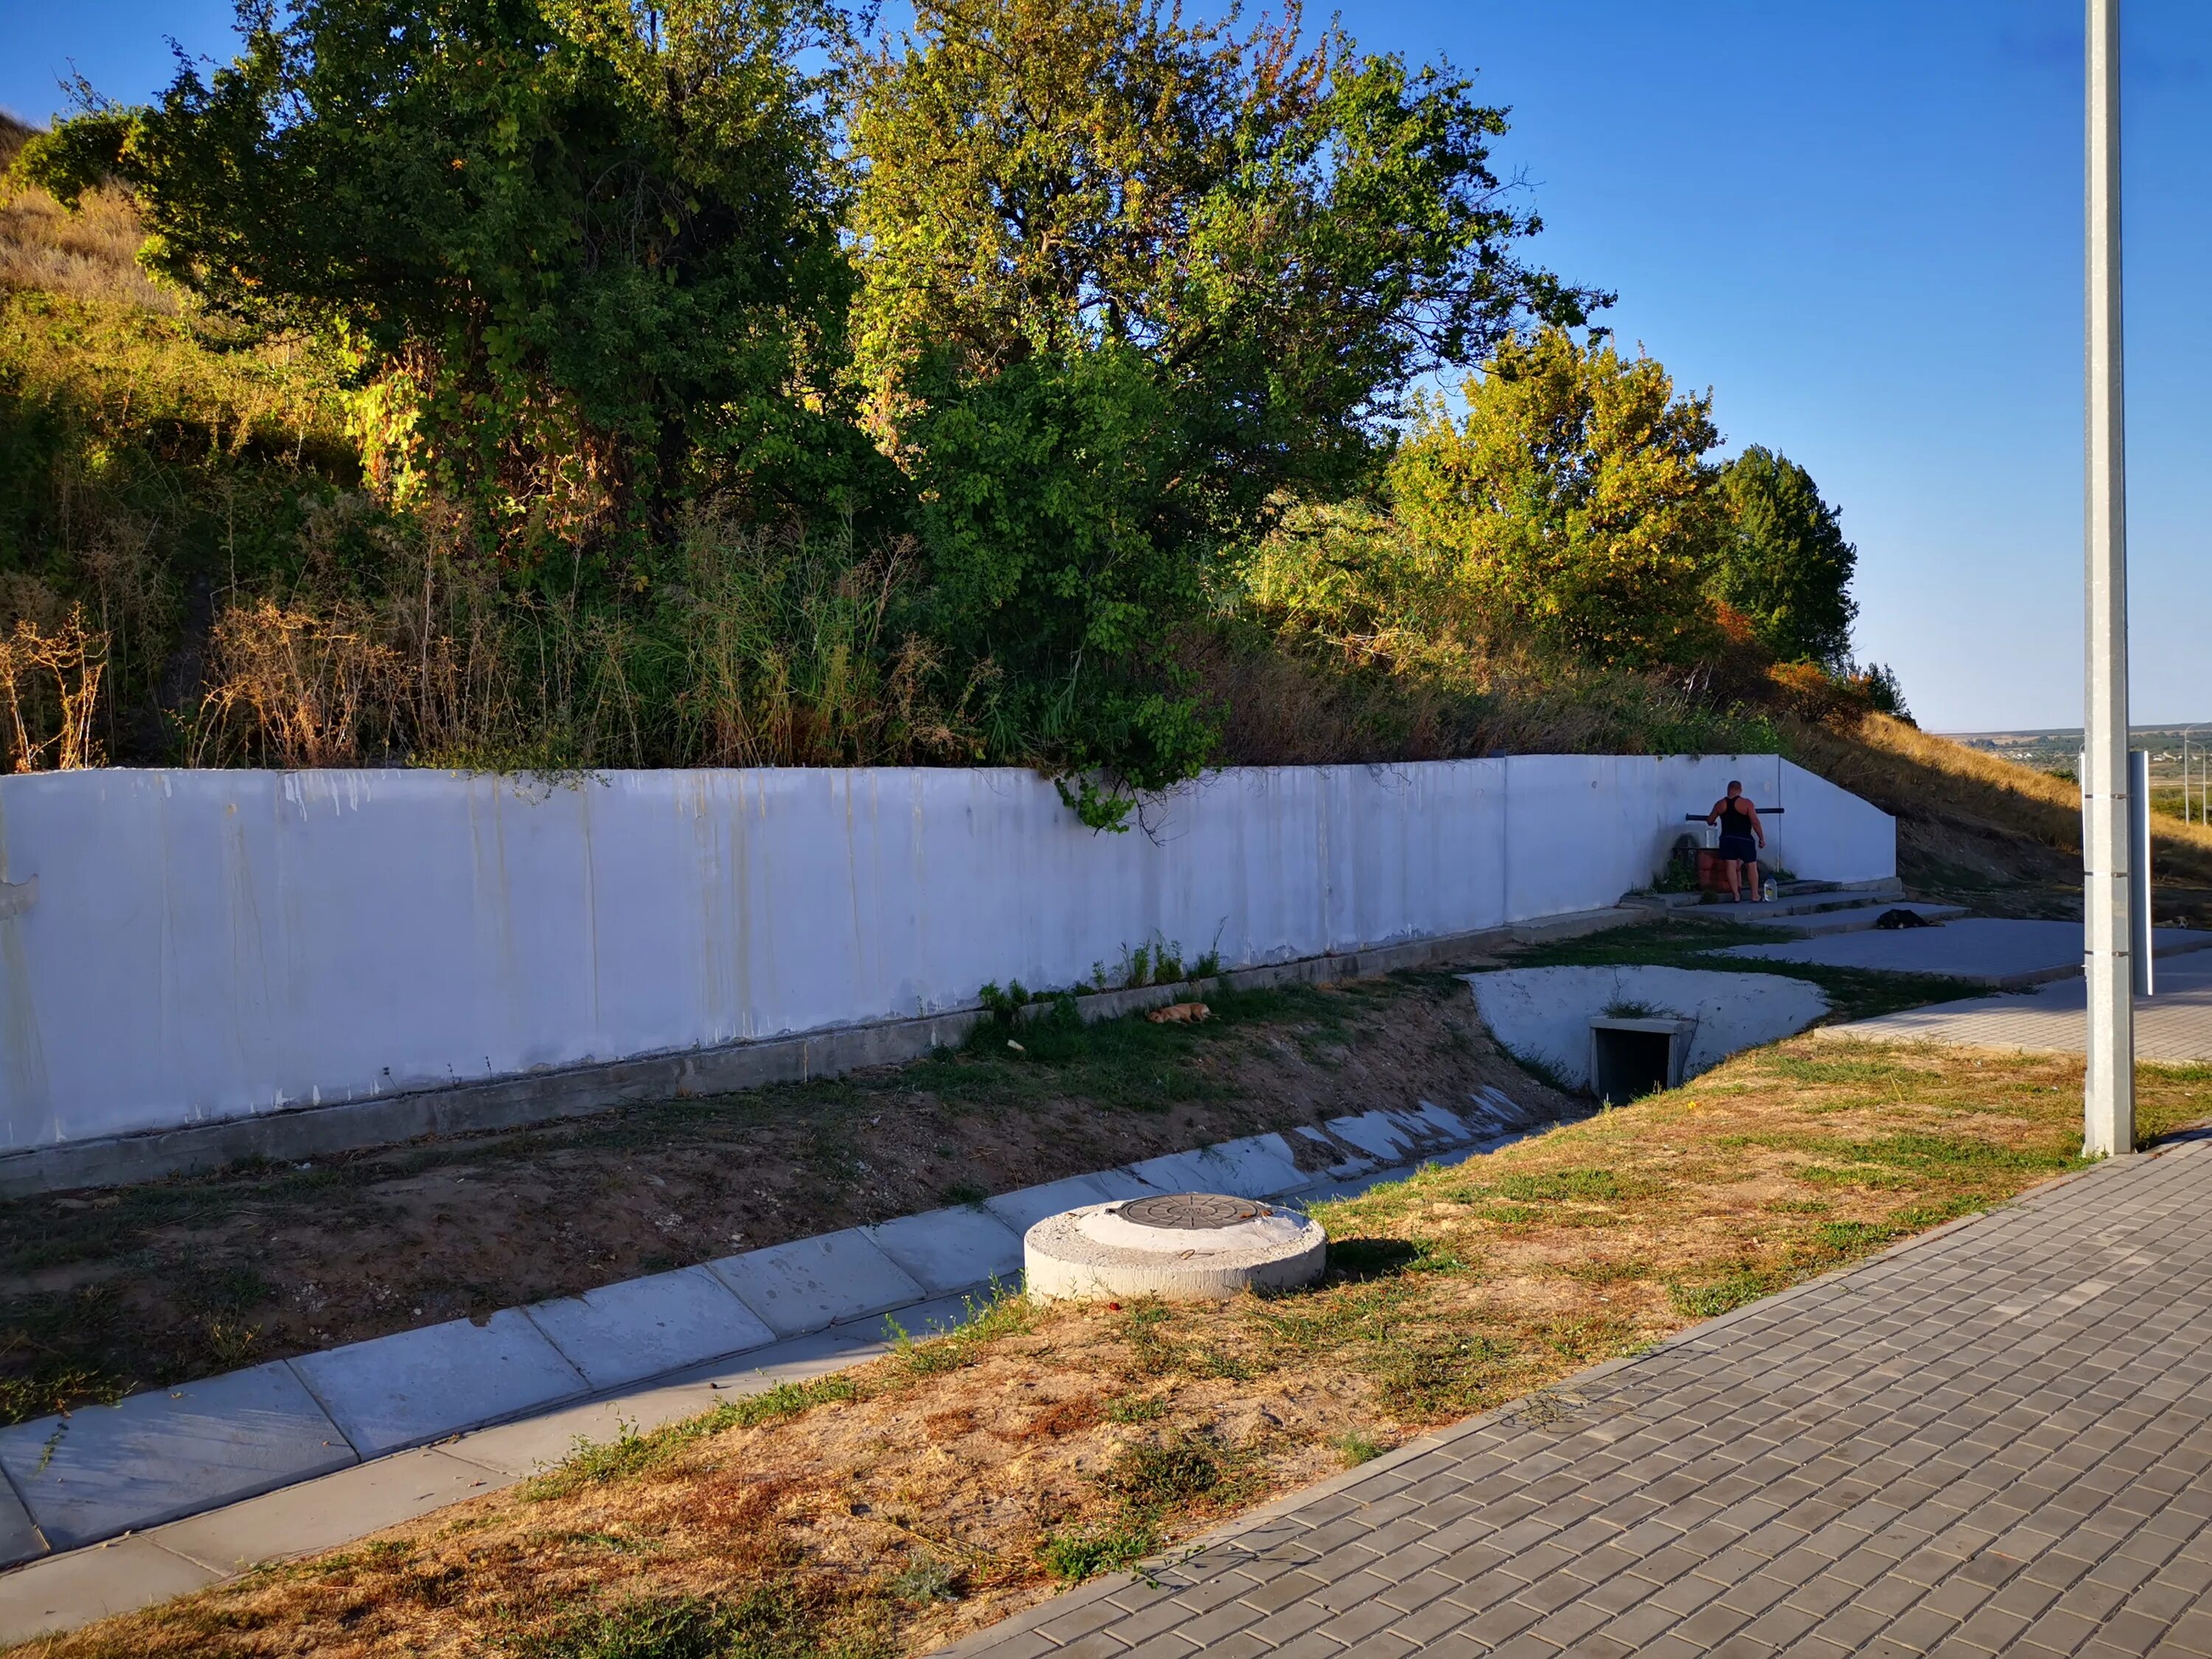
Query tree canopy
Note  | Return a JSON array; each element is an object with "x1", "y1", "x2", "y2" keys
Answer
[
  {"x1": 1387, "y1": 328, "x2": 1722, "y2": 667},
  {"x1": 1712, "y1": 445, "x2": 1859, "y2": 667},
  {"x1": 4, "y1": 0, "x2": 1895, "y2": 801},
  {"x1": 845, "y1": 0, "x2": 1604, "y2": 818},
  {"x1": 19, "y1": 0, "x2": 866, "y2": 551}
]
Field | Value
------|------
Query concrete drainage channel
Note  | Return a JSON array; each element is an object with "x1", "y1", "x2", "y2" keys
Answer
[
  {"x1": 1464, "y1": 965, "x2": 1833, "y2": 1104},
  {"x1": 0, "y1": 1088, "x2": 1561, "y2": 1643}
]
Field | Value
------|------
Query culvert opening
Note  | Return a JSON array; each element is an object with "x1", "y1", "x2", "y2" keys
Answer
[{"x1": 1590, "y1": 1023, "x2": 1680, "y2": 1105}]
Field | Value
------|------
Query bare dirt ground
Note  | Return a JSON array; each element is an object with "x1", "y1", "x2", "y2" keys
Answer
[{"x1": 0, "y1": 970, "x2": 1576, "y2": 1423}]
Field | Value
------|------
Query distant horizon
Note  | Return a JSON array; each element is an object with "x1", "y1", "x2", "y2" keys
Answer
[
  {"x1": 4, "y1": 0, "x2": 2208, "y2": 732},
  {"x1": 1941, "y1": 722, "x2": 2212, "y2": 738}
]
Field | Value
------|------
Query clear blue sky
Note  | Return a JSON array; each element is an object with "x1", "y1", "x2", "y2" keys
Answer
[{"x1": 4, "y1": 0, "x2": 2205, "y2": 733}]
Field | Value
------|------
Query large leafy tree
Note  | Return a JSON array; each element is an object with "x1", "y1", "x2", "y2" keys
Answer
[
  {"x1": 846, "y1": 0, "x2": 1601, "y2": 820},
  {"x1": 1713, "y1": 445, "x2": 1858, "y2": 667},
  {"x1": 1388, "y1": 327, "x2": 1721, "y2": 667},
  {"x1": 18, "y1": 0, "x2": 866, "y2": 557}
]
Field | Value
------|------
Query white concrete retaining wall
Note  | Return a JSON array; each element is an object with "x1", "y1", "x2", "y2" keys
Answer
[{"x1": 0, "y1": 756, "x2": 1890, "y2": 1150}]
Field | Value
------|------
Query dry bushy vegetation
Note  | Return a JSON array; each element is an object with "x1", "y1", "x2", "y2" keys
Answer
[{"x1": 24, "y1": 1039, "x2": 2212, "y2": 1659}]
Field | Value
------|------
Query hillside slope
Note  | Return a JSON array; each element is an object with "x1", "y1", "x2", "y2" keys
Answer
[{"x1": 1800, "y1": 714, "x2": 2212, "y2": 923}]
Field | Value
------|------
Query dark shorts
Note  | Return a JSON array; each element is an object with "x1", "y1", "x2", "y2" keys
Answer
[{"x1": 1718, "y1": 834, "x2": 1759, "y2": 863}]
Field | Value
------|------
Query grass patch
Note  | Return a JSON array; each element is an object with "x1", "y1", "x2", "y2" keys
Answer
[
  {"x1": 1667, "y1": 1268, "x2": 1778, "y2": 1320},
  {"x1": 505, "y1": 1586, "x2": 862, "y2": 1659},
  {"x1": 1037, "y1": 1521, "x2": 1159, "y2": 1585},
  {"x1": 1494, "y1": 1168, "x2": 1645, "y2": 1204},
  {"x1": 1099, "y1": 1431, "x2": 1225, "y2": 1512},
  {"x1": 524, "y1": 1375, "x2": 863, "y2": 1502},
  {"x1": 886, "y1": 1286, "x2": 1032, "y2": 1380},
  {"x1": 1332, "y1": 1430, "x2": 1388, "y2": 1467}
]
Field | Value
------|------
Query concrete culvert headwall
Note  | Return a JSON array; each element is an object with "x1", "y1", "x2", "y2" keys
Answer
[{"x1": 1466, "y1": 966, "x2": 1831, "y2": 1098}]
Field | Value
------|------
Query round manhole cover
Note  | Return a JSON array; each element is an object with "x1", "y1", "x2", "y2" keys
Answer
[{"x1": 1118, "y1": 1192, "x2": 1267, "y2": 1230}]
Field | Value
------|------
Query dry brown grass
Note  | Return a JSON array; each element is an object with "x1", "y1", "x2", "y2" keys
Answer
[
  {"x1": 0, "y1": 115, "x2": 170, "y2": 311},
  {"x1": 27, "y1": 1039, "x2": 2212, "y2": 1659},
  {"x1": 0, "y1": 181, "x2": 170, "y2": 312}
]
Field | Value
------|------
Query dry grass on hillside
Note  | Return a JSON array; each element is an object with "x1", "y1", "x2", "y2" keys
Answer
[
  {"x1": 1796, "y1": 714, "x2": 2212, "y2": 919},
  {"x1": 0, "y1": 116, "x2": 170, "y2": 311},
  {"x1": 28, "y1": 1041, "x2": 2212, "y2": 1659}
]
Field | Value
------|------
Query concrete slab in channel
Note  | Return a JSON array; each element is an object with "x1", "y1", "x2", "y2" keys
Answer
[
  {"x1": 1321, "y1": 1110, "x2": 1428, "y2": 1164},
  {"x1": 1403, "y1": 1100, "x2": 1475, "y2": 1141},
  {"x1": 0, "y1": 1481, "x2": 43, "y2": 1569},
  {"x1": 290, "y1": 1308, "x2": 586, "y2": 1458},
  {"x1": 1288, "y1": 1123, "x2": 1377, "y2": 1178},
  {"x1": 1127, "y1": 1132, "x2": 1306, "y2": 1198},
  {"x1": 863, "y1": 1206, "x2": 1024, "y2": 1295},
  {"x1": 153, "y1": 1445, "x2": 499, "y2": 1574},
  {"x1": 524, "y1": 1265, "x2": 776, "y2": 1391},
  {"x1": 1472, "y1": 1084, "x2": 1532, "y2": 1124},
  {"x1": 0, "y1": 1536, "x2": 218, "y2": 1646},
  {"x1": 0, "y1": 1361, "x2": 356, "y2": 1548},
  {"x1": 983, "y1": 1169, "x2": 1159, "y2": 1235},
  {"x1": 705, "y1": 1229, "x2": 925, "y2": 1338}
]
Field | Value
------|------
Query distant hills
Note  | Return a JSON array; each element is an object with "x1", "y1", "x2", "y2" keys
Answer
[{"x1": 1944, "y1": 727, "x2": 2212, "y2": 791}]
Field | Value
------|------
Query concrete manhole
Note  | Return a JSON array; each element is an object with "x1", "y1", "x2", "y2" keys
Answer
[
  {"x1": 1024, "y1": 1192, "x2": 1327, "y2": 1302},
  {"x1": 1119, "y1": 1192, "x2": 1265, "y2": 1229}
]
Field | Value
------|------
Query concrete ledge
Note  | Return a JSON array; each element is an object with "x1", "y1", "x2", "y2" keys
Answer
[{"x1": 0, "y1": 911, "x2": 1654, "y2": 1199}]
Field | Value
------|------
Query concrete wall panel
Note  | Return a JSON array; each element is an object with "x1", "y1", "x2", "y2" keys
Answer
[{"x1": 0, "y1": 757, "x2": 1892, "y2": 1149}]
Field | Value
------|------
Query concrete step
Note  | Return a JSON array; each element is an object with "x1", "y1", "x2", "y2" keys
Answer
[{"x1": 1621, "y1": 877, "x2": 1905, "y2": 921}]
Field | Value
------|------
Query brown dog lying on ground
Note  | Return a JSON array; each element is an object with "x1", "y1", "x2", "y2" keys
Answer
[{"x1": 1146, "y1": 1001, "x2": 1212, "y2": 1024}]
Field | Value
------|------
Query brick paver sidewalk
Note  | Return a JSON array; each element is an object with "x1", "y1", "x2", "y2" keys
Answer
[{"x1": 950, "y1": 1137, "x2": 2212, "y2": 1658}]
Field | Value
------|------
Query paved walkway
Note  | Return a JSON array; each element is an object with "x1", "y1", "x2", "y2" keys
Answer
[
  {"x1": 1820, "y1": 950, "x2": 2212, "y2": 1063},
  {"x1": 950, "y1": 1135, "x2": 2212, "y2": 1658},
  {"x1": 1715, "y1": 919, "x2": 2212, "y2": 990}
]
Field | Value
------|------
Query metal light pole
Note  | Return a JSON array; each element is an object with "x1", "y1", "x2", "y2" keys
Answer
[{"x1": 2082, "y1": 0, "x2": 2134, "y2": 1158}]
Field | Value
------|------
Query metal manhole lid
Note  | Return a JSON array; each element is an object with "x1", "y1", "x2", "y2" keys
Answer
[{"x1": 1118, "y1": 1192, "x2": 1267, "y2": 1230}]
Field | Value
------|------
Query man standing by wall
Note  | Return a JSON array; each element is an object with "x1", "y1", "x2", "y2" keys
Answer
[{"x1": 1706, "y1": 780, "x2": 1767, "y2": 902}]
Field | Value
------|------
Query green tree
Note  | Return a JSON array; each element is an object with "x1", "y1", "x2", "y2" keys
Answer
[
  {"x1": 1711, "y1": 445, "x2": 1858, "y2": 666},
  {"x1": 1388, "y1": 327, "x2": 1720, "y2": 666},
  {"x1": 16, "y1": 0, "x2": 868, "y2": 554},
  {"x1": 846, "y1": 0, "x2": 1601, "y2": 821}
]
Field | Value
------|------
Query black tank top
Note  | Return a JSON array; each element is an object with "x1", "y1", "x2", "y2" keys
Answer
[{"x1": 1722, "y1": 797, "x2": 1755, "y2": 834}]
